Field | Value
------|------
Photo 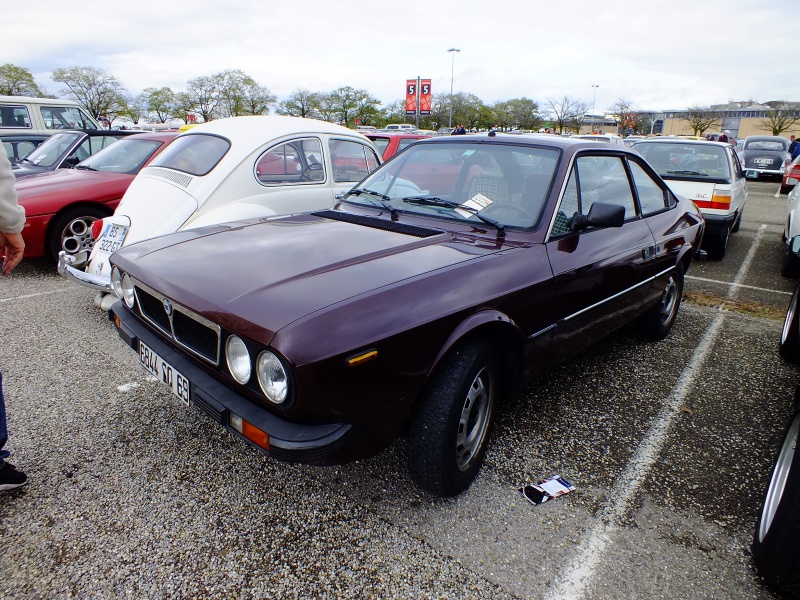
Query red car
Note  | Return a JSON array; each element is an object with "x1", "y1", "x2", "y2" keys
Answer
[
  {"x1": 16, "y1": 132, "x2": 177, "y2": 264},
  {"x1": 366, "y1": 132, "x2": 427, "y2": 160},
  {"x1": 781, "y1": 155, "x2": 800, "y2": 194}
]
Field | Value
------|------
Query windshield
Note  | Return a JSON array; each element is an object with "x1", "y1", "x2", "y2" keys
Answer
[
  {"x1": 343, "y1": 141, "x2": 560, "y2": 229},
  {"x1": 77, "y1": 138, "x2": 165, "y2": 174},
  {"x1": 20, "y1": 132, "x2": 81, "y2": 167},
  {"x1": 149, "y1": 133, "x2": 230, "y2": 176},
  {"x1": 633, "y1": 142, "x2": 731, "y2": 180},
  {"x1": 745, "y1": 139, "x2": 787, "y2": 151}
]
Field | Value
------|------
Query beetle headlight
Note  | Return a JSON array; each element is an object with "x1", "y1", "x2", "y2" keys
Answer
[
  {"x1": 111, "y1": 266, "x2": 123, "y2": 299},
  {"x1": 256, "y1": 351, "x2": 289, "y2": 404},
  {"x1": 226, "y1": 335, "x2": 251, "y2": 384},
  {"x1": 121, "y1": 273, "x2": 135, "y2": 308}
]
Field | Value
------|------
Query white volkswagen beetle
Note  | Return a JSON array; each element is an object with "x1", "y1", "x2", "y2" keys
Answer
[{"x1": 58, "y1": 115, "x2": 381, "y2": 307}]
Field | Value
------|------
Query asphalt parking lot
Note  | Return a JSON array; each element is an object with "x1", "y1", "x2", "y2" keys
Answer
[{"x1": 0, "y1": 180, "x2": 797, "y2": 599}]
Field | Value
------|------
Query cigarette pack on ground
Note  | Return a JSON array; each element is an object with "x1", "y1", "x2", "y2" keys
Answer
[{"x1": 518, "y1": 474, "x2": 575, "y2": 505}]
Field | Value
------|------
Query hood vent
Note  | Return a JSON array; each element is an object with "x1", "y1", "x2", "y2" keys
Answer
[
  {"x1": 313, "y1": 210, "x2": 442, "y2": 238},
  {"x1": 147, "y1": 167, "x2": 193, "y2": 188}
]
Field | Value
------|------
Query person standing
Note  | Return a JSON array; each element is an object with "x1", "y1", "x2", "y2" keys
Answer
[
  {"x1": 789, "y1": 135, "x2": 797, "y2": 156},
  {"x1": 719, "y1": 130, "x2": 730, "y2": 143},
  {"x1": 0, "y1": 150, "x2": 27, "y2": 491}
]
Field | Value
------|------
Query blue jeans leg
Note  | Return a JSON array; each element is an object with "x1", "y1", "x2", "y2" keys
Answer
[{"x1": 0, "y1": 372, "x2": 9, "y2": 464}]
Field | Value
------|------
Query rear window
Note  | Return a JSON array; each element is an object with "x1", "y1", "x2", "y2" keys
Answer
[
  {"x1": 634, "y1": 142, "x2": 731, "y2": 180},
  {"x1": 150, "y1": 133, "x2": 230, "y2": 176},
  {"x1": 745, "y1": 140, "x2": 787, "y2": 151},
  {"x1": 0, "y1": 105, "x2": 31, "y2": 129}
]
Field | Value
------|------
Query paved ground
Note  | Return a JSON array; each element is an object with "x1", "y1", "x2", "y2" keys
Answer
[{"x1": 0, "y1": 181, "x2": 796, "y2": 599}]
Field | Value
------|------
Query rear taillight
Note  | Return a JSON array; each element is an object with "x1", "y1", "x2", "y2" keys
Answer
[
  {"x1": 91, "y1": 218, "x2": 105, "y2": 240},
  {"x1": 693, "y1": 188, "x2": 732, "y2": 211}
]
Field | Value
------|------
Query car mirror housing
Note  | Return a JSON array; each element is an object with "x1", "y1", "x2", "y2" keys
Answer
[
  {"x1": 790, "y1": 235, "x2": 800, "y2": 256},
  {"x1": 746, "y1": 169, "x2": 759, "y2": 179},
  {"x1": 570, "y1": 202, "x2": 626, "y2": 231}
]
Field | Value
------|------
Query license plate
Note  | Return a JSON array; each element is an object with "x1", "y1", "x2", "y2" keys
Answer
[
  {"x1": 139, "y1": 340, "x2": 190, "y2": 406},
  {"x1": 91, "y1": 223, "x2": 129, "y2": 260}
]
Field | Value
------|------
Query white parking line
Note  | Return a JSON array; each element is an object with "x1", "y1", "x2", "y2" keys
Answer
[
  {"x1": 686, "y1": 275, "x2": 792, "y2": 296},
  {"x1": 547, "y1": 226, "x2": 763, "y2": 599},
  {"x1": 0, "y1": 287, "x2": 74, "y2": 303}
]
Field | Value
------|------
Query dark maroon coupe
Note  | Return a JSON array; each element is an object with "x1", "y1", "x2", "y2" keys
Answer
[{"x1": 108, "y1": 133, "x2": 705, "y2": 496}]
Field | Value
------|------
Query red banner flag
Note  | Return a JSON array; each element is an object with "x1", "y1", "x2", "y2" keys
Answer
[
  {"x1": 420, "y1": 79, "x2": 432, "y2": 115},
  {"x1": 405, "y1": 79, "x2": 417, "y2": 115}
]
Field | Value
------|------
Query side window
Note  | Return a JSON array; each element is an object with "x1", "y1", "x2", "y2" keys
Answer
[
  {"x1": 0, "y1": 105, "x2": 31, "y2": 129},
  {"x1": 551, "y1": 170, "x2": 579, "y2": 236},
  {"x1": 330, "y1": 139, "x2": 380, "y2": 183},
  {"x1": 628, "y1": 160, "x2": 667, "y2": 216},
  {"x1": 256, "y1": 138, "x2": 324, "y2": 185},
  {"x1": 576, "y1": 155, "x2": 636, "y2": 218}
]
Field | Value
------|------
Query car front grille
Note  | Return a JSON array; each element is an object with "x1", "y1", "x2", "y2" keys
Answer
[{"x1": 133, "y1": 279, "x2": 221, "y2": 365}]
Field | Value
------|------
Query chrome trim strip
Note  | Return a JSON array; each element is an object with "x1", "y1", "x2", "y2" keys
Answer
[
  {"x1": 132, "y1": 278, "x2": 222, "y2": 365},
  {"x1": 562, "y1": 266, "x2": 675, "y2": 323},
  {"x1": 57, "y1": 252, "x2": 112, "y2": 292},
  {"x1": 526, "y1": 324, "x2": 556, "y2": 340}
]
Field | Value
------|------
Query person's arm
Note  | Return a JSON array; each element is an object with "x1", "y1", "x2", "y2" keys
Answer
[{"x1": 0, "y1": 152, "x2": 25, "y2": 275}]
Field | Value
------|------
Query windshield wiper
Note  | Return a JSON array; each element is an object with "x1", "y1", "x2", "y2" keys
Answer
[
  {"x1": 74, "y1": 165, "x2": 97, "y2": 171},
  {"x1": 664, "y1": 170, "x2": 707, "y2": 176},
  {"x1": 348, "y1": 188, "x2": 398, "y2": 220},
  {"x1": 403, "y1": 196, "x2": 505, "y2": 237}
]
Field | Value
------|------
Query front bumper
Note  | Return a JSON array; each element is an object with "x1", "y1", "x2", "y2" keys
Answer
[
  {"x1": 58, "y1": 251, "x2": 112, "y2": 292},
  {"x1": 110, "y1": 301, "x2": 353, "y2": 464}
]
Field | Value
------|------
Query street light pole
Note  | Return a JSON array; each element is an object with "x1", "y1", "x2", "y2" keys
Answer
[
  {"x1": 448, "y1": 48, "x2": 460, "y2": 128},
  {"x1": 591, "y1": 84, "x2": 599, "y2": 132}
]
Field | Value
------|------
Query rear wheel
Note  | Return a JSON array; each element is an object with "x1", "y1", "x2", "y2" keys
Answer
[
  {"x1": 780, "y1": 282, "x2": 800, "y2": 363},
  {"x1": 638, "y1": 263, "x2": 684, "y2": 340},
  {"x1": 781, "y1": 183, "x2": 794, "y2": 195},
  {"x1": 782, "y1": 248, "x2": 800, "y2": 278},
  {"x1": 704, "y1": 229, "x2": 730, "y2": 260},
  {"x1": 753, "y1": 410, "x2": 800, "y2": 598},
  {"x1": 407, "y1": 340, "x2": 498, "y2": 497},
  {"x1": 47, "y1": 205, "x2": 108, "y2": 264}
]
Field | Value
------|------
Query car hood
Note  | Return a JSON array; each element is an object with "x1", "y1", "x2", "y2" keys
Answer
[{"x1": 113, "y1": 212, "x2": 504, "y2": 341}]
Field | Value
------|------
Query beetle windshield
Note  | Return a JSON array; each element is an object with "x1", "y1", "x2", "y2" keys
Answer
[
  {"x1": 19, "y1": 131, "x2": 81, "y2": 167},
  {"x1": 344, "y1": 141, "x2": 560, "y2": 229},
  {"x1": 76, "y1": 138, "x2": 165, "y2": 174},
  {"x1": 149, "y1": 133, "x2": 230, "y2": 176}
]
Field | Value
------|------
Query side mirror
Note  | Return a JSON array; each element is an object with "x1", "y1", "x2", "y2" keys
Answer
[
  {"x1": 791, "y1": 235, "x2": 800, "y2": 256},
  {"x1": 746, "y1": 169, "x2": 759, "y2": 179},
  {"x1": 570, "y1": 202, "x2": 626, "y2": 231},
  {"x1": 63, "y1": 156, "x2": 81, "y2": 168}
]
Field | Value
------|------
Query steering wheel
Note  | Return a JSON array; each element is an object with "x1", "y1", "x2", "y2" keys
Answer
[{"x1": 481, "y1": 202, "x2": 537, "y2": 222}]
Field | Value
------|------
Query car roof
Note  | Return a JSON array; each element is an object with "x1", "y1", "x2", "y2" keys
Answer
[
  {"x1": 181, "y1": 115, "x2": 370, "y2": 144},
  {"x1": 631, "y1": 138, "x2": 730, "y2": 148},
  {"x1": 366, "y1": 132, "x2": 426, "y2": 139},
  {"x1": 417, "y1": 131, "x2": 640, "y2": 154},
  {"x1": 122, "y1": 131, "x2": 179, "y2": 142}
]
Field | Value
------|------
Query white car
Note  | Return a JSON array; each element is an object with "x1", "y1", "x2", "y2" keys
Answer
[
  {"x1": 782, "y1": 180, "x2": 800, "y2": 275},
  {"x1": 59, "y1": 115, "x2": 382, "y2": 307},
  {"x1": 575, "y1": 133, "x2": 626, "y2": 146},
  {"x1": 632, "y1": 138, "x2": 748, "y2": 259}
]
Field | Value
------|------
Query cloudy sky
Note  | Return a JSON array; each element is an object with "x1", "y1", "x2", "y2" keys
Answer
[{"x1": 7, "y1": 0, "x2": 797, "y2": 114}]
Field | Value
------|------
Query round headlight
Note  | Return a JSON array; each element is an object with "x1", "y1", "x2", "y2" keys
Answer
[
  {"x1": 226, "y1": 335, "x2": 251, "y2": 384},
  {"x1": 121, "y1": 273, "x2": 135, "y2": 308},
  {"x1": 110, "y1": 267, "x2": 123, "y2": 299},
  {"x1": 256, "y1": 351, "x2": 289, "y2": 404}
]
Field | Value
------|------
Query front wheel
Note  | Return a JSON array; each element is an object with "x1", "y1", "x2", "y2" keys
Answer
[
  {"x1": 637, "y1": 263, "x2": 684, "y2": 340},
  {"x1": 407, "y1": 340, "x2": 499, "y2": 497},
  {"x1": 753, "y1": 410, "x2": 800, "y2": 597}
]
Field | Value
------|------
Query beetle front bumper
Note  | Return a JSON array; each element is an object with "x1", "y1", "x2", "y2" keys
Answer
[{"x1": 58, "y1": 251, "x2": 113, "y2": 292}]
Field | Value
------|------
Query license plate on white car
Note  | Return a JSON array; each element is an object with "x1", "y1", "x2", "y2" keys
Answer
[
  {"x1": 89, "y1": 224, "x2": 128, "y2": 270},
  {"x1": 139, "y1": 340, "x2": 190, "y2": 406}
]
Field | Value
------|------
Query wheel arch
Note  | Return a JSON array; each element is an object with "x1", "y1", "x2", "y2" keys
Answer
[
  {"x1": 428, "y1": 310, "x2": 525, "y2": 399},
  {"x1": 44, "y1": 201, "x2": 114, "y2": 257}
]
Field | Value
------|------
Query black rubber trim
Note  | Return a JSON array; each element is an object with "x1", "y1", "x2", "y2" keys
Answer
[{"x1": 313, "y1": 210, "x2": 442, "y2": 237}]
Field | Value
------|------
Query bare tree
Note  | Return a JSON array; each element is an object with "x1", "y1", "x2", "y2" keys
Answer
[
  {"x1": 239, "y1": 78, "x2": 277, "y2": 116},
  {"x1": 683, "y1": 106, "x2": 720, "y2": 136},
  {"x1": 51, "y1": 66, "x2": 127, "y2": 119},
  {"x1": 759, "y1": 101, "x2": 800, "y2": 135},
  {"x1": 610, "y1": 98, "x2": 637, "y2": 135},
  {"x1": 186, "y1": 75, "x2": 219, "y2": 123},
  {"x1": 546, "y1": 96, "x2": 588, "y2": 134},
  {"x1": 140, "y1": 87, "x2": 175, "y2": 123}
]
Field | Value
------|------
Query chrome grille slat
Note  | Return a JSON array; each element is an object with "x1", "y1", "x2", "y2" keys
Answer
[{"x1": 133, "y1": 279, "x2": 221, "y2": 365}]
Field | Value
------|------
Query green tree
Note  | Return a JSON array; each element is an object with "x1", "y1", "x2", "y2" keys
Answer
[
  {"x1": 0, "y1": 63, "x2": 46, "y2": 96},
  {"x1": 759, "y1": 101, "x2": 800, "y2": 136},
  {"x1": 325, "y1": 86, "x2": 381, "y2": 127},
  {"x1": 276, "y1": 89, "x2": 322, "y2": 119},
  {"x1": 683, "y1": 106, "x2": 720, "y2": 136},
  {"x1": 172, "y1": 92, "x2": 196, "y2": 124},
  {"x1": 140, "y1": 87, "x2": 176, "y2": 123},
  {"x1": 493, "y1": 97, "x2": 542, "y2": 131},
  {"x1": 186, "y1": 75, "x2": 219, "y2": 122},
  {"x1": 51, "y1": 66, "x2": 127, "y2": 119},
  {"x1": 117, "y1": 93, "x2": 147, "y2": 124},
  {"x1": 239, "y1": 77, "x2": 277, "y2": 116}
]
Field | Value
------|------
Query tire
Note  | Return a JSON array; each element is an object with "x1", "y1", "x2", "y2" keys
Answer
[
  {"x1": 781, "y1": 184, "x2": 793, "y2": 195},
  {"x1": 780, "y1": 282, "x2": 800, "y2": 363},
  {"x1": 704, "y1": 230, "x2": 729, "y2": 260},
  {"x1": 732, "y1": 209, "x2": 743, "y2": 233},
  {"x1": 753, "y1": 410, "x2": 800, "y2": 598},
  {"x1": 407, "y1": 340, "x2": 499, "y2": 497},
  {"x1": 47, "y1": 205, "x2": 108, "y2": 264},
  {"x1": 638, "y1": 262, "x2": 684, "y2": 340},
  {"x1": 782, "y1": 249, "x2": 800, "y2": 278}
]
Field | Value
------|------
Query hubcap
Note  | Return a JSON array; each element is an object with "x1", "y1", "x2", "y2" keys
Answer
[
  {"x1": 455, "y1": 366, "x2": 493, "y2": 472},
  {"x1": 659, "y1": 276, "x2": 679, "y2": 326},
  {"x1": 759, "y1": 413, "x2": 799, "y2": 542},
  {"x1": 61, "y1": 216, "x2": 99, "y2": 256}
]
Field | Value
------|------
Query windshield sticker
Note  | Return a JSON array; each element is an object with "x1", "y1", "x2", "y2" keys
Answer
[{"x1": 456, "y1": 193, "x2": 493, "y2": 218}]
